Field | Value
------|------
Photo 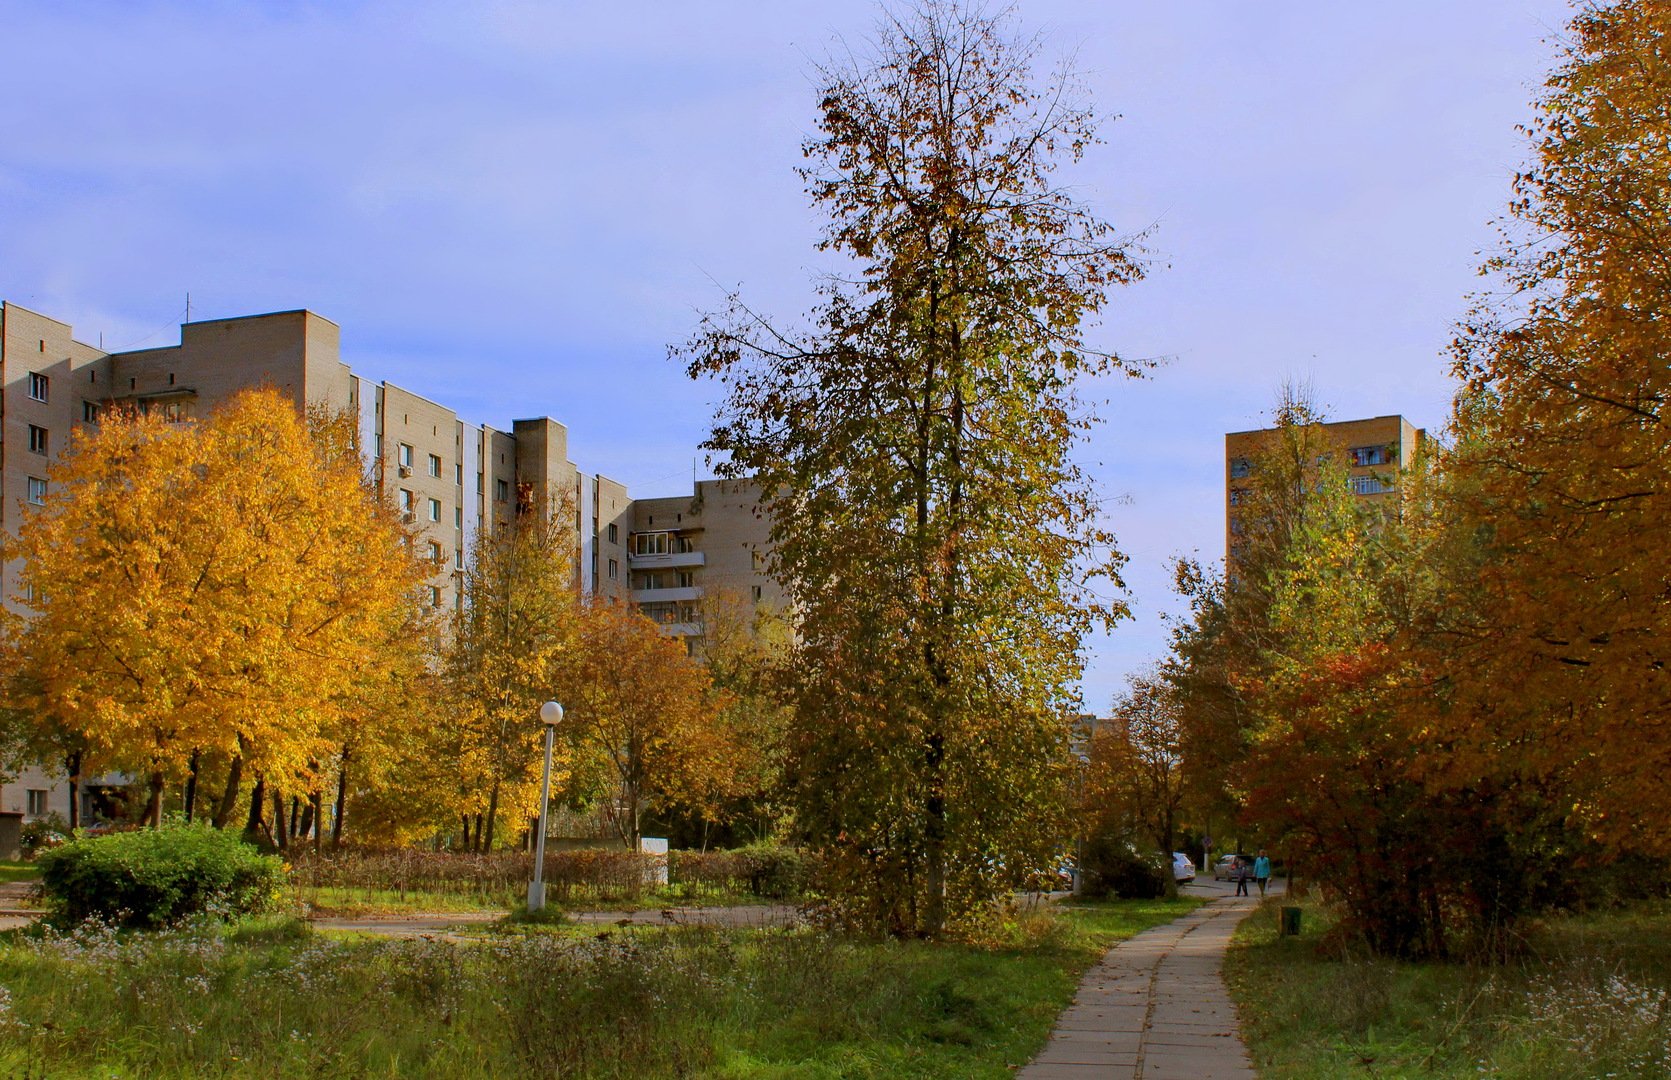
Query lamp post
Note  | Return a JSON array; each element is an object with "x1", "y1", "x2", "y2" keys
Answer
[{"x1": 527, "y1": 700, "x2": 563, "y2": 913}]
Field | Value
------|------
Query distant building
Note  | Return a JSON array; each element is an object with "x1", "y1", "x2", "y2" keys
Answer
[
  {"x1": 0, "y1": 300, "x2": 779, "y2": 824},
  {"x1": 1224, "y1": 413, "x2": 1427, "y2": 563}
]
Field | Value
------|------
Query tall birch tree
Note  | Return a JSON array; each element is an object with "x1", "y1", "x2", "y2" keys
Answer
[{"x1": 678, "y1": 0, "x2": 1145, "y2": 935}]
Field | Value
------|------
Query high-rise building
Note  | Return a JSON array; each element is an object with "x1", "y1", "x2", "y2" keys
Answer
[
  {"x1": 0, "y1": 300, "x2": 779, "y2": 829},
  {"x1": 1224, "y1": 413, "x2": 1426, "y2": 562}
]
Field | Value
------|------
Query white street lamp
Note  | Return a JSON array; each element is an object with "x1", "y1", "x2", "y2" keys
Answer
[{"x1": 527, "y1": 700, "x2": 563, "y2": 912}]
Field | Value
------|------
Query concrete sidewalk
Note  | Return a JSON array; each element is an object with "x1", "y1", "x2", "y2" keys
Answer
[{"x1": 1020, "y1": 882, "x2": 1274, "y2": 1079}]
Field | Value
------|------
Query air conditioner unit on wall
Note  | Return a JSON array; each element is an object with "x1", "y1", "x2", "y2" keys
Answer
[{"x1": 398, "y1": 465, "x2": 413, "y2": 477}]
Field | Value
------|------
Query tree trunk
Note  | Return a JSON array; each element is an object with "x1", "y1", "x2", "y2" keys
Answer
[
  {"x1": 288, "y1": 796, "x2": 301, "y2": 839},
  {"x1": 213, "y1": 754, "x2": 243, "y2": 829},
  {"x1": 922, "y1": 732, "x2": 946, "y2": 937},
  {"x1": 183, "y1": 749, "x2": 201, "y2": 823},
  {"x1": 310, "y1": 791, "x2": 324, "y2": 853},
  {"x1": 244, "y1": 773, "x2": 266, "y2": 841},
  {"x1": 331, "y1": 751, "x2": 349, "y2": 847},
  {"x1": 484, "y1": 783, "x2": 500, "y2": 852},
  {"x1": 271, "y1": 791, "x2": 289, "y2": 851},
  {"x1": 296, "y1": 797, "x2": 315, "y2": 843},
  {"x1": 64, "y1": 751, "x2": 81, "y2": 830},
  {"x1": 145, "y1": 770, "x2": 165, "y2": 828},
  {"x1": 461, "y1": 814, "x2": 472, "y2": 853}
]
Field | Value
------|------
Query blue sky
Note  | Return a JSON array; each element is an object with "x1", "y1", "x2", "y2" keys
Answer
[{"x1": 0, "y1": 0, "x2": 1576, "y2": 708}]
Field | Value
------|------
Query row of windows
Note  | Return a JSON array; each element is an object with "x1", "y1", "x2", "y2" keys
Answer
[
  {"x1": 1228, "y1": 444, "x2": 1397, "y2": 478},
  {"x1": 632, "y1": 531, "x2": 697, "y2": 556},
  {"x1": 636, "y1": 570, "x2": 698, "y2": 591}
]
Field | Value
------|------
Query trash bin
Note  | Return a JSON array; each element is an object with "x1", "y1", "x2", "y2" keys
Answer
[{"x1": 1279, "y1": 906, "x2": 1302, "y2": 937}]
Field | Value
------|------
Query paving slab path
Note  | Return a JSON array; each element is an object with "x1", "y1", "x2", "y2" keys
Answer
[{"x1": 1020, "y1": 878, "x2": 1279, "y2": 1080}]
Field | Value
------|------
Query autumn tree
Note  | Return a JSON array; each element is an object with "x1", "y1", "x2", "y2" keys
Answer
[
  {"x1": 559, "y1": 600, "x2": 736, "y2": 851},
  {"x1": 678, "y1": 1, "x2": 1144, "y2": 935},
  {"x1": 444, "y1": 499, "x2": 583, "y2": 851},
  {"x1": 1448, "y1": 0, "x2": 1671, "y2": 848},
  {"x1": 0, "y1": 389, "x2": 427, "y2": 828},
  {"x1": 1084, "y1": 672, "x2": 1187, "y2": 861},
  {"x1": 658, "y1": 586, "x2": 793, "y2": 846}
]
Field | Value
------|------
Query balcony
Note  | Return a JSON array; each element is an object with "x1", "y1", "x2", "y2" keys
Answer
[
  {"x1": 631, "y1": 585, "x2": 701, "y2": 605},
  {"x1": 627, "y1": 550, "x2": 705, "y2": 570}
]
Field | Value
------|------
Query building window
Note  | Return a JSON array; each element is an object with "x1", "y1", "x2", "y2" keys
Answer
[
  {"x1": 1229, "y1": 457, "x2": 1252, "y2": 479},
  {"x1": 428, "y1": 541, "x2": 443, "y2": 563},
  {"x1": 398, "y1": 443, "x2": 413, "y2": 468},
  {"x1": 677, "y1": 535, "x2": 696, "y2": 554},
  {"x1": 455, "y1": 508, "x2": 463, "y2": 528},
  {"x1": 428, "y1": 498, "x2": 442, "y2": 522},
  {"x1": 634, "y1": 531, "x2": 670, "y2": 556},
  {"x1": 751, "y1": 549, "x2": 765, "y2": 571},
  {"x1": 28, "y1": 372, "x2": 48, "y2": 402},
  {"x1": 1349, "y1": 475, "x2": 1392, "y2": 496},
  {"x1": 495, "y1": 479, "x2": 509, "y2": 503},
  {"x1": 26, "y1": 477, "x2": 47, "y2": 505},
  {"x1": 1349, "y1": 445, "x2": 1389, "y2": 467},
  {"x1": 455, "y1": 549, "x2": 465, "y2": 570},
  {"x1": 455, "y1": 463, "x2": 463, "y2": 484},
  {"x1": 82, "y1": 401, "x2": 100, "y2": 423},
  {"x1": 607, "y1": 523, "x2": 618, "y2": 544},
  {"x1": 428, "y1": 454, "x2": 442, "y2": 478},
  {"x1": 429, "y1": 586, "x2": 442, "y2": 608},
  {"x1": 1228, "y1": 487, "x2": 1248, "y2": 506},
  {"x1": 608, "y1": 558, "x2": 619, "y2": 580},
  {"x1": 28, "y1": 425, "x2": 47, "y2": 454},
  {"x1": 26, "y1": 790, "x2": 47, "y2": 817},
  {"x1": 398, "y1": 489, "x2": 413, "y2": 512},
  {"x1": 677, "y1": 571, "x2": 696, "y2": 589}
]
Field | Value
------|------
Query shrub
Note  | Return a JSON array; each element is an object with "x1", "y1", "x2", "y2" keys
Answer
[
  {"x1": 1078, "y1": 835, "x2": 1167, "y2": 900},
  {"x1": 20, "y1": 812, "x2": 70, "y2": 856},
  {"x1": 670, "y1": 845, "x2": 809, "y2": 899},
  {"x1": 37, "y1": 824, "x2": 286, "y2": 928}
]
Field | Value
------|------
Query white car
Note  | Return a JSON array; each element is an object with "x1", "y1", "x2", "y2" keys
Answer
[{"x1": 1171, "y1": 852, "x2": 1196, "y2": 883}]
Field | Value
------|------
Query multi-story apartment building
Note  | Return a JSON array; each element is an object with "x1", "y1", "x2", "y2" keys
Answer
[
  {"x1": 628, "y1": 479, "x2": 785, "y2": 640},
  {"x1": 0, "y1": 300, "x2": 779, "y2": 830},
  {"x1": 1224, "y1": 413, "x2": 1426, "y2": 562}
]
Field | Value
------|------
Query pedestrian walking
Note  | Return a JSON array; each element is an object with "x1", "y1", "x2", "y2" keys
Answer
[
  {"x1": 1254, "y1": 850, "x2": 1272, "y2": 897},
  {"x1": 1233, "y1": 856, "x2": 1250, "y2": 897}
]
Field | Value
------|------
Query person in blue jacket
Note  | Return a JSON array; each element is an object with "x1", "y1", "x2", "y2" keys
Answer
[{"x1": 1254, "y1": 850, "x2": 1272, "y2": 897}]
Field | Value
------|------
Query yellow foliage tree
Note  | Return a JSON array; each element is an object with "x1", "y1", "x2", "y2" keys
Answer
[
  {"x1": 1449, "y1": 0, "x2": 1671, "y2": 847},
  {"x1": 0, "y1": 388, "x2": 427, "y2": 827}
]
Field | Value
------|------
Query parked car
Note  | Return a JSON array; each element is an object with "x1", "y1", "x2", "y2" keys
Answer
[
  {"x1": 1171, "y1": 852, "x2": 1195, "y2": 883},
  {"x1": 1212, "y1": 854, "x2": 1242, "y2": 881}
]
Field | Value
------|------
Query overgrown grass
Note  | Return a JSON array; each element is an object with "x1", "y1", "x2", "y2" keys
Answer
[
  {"x1": 1226, "y1": 897, "x2": 1671, "y2": 1078},
  {"x1": 0, "y1": 894, "x2": 1200, "y2": 1078}
]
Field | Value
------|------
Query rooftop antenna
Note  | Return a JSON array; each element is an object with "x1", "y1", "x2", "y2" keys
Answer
[{"x1": 185, "y1": 292, "x2": 191, "y2": 324}]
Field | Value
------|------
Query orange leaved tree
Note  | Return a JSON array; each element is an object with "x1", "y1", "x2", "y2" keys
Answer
[{"x1": 0, "y1": 388, "x2": 427, "y2": 827}]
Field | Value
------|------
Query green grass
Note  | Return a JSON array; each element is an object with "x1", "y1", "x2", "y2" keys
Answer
[
  {"x1": 0, "y1": 861, "x2": 41, "y2": 885},
  {"x1": 1226, "y1": 897, "x2": 1671, "y2": 1078},
  {"x1": 0, "y1": 894, "x2": 1200, "y2": 1078}
]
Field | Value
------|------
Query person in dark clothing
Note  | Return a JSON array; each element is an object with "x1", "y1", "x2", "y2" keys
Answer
[{"x1": 1234, "y1": 856, "x2": 1251, "y2": 896}]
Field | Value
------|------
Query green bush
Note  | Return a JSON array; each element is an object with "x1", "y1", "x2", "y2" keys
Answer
[
  {"x1": 37, "y1": 824, "x2": 286, "y2": 928},
  {"x1": 1078, "y1": 835, "x2": 1167, "y2": 900}
]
